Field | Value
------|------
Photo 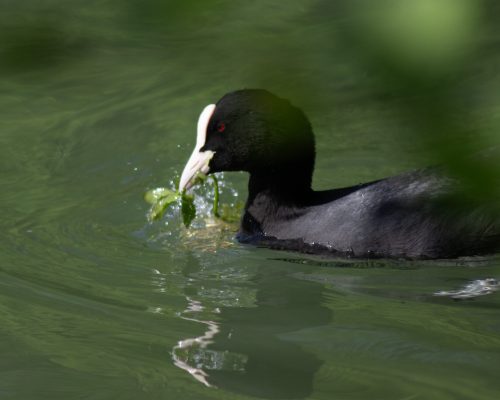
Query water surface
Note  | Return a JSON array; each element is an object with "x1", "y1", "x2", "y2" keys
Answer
[{"x1": 1, "y1": 1, "x2": 500, "y2": 399}]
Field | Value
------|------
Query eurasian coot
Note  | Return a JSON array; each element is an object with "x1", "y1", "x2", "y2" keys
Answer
[{"x1": 179, "y1": 89, "x2": 499, "y2": 259}]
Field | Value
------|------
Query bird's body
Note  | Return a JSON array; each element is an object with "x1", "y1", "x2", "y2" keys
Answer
[
  {"x1": 179, "y1": 89, "x2": 499, "y2": 259},
  {"x1": 240, "y1": 169, "x2": 498, "y2": 259}
]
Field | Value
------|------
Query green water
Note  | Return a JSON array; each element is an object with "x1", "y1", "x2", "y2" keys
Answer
[{"x1": 1, "y1": 1, "x2": 500, "y2": 399}]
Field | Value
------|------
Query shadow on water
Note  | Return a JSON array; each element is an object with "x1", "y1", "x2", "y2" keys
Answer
[{"x1": 172, "y1": 253, "x2": 332, "y2": 399}]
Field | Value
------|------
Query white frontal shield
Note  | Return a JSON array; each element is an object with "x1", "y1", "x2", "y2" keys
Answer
[{"x1": 179, "y1": 104, "x2": 216, "y2": 191}]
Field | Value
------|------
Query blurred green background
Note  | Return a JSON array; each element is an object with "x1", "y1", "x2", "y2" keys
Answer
[
  {"x1": 1, "y1": 1, "x2": 500, "y2": 399},
  {"x1": 1, "y1": 0, "x2": 499, "y2": 185}
]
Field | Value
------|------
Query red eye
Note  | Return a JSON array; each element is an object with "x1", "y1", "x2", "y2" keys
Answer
[{"x1": 217, "y1": 122, "x2": 226, "y2": 133}]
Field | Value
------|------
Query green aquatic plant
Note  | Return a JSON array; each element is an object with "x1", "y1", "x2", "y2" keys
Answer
[{"x1": 144, "y1": 173, "x2": 223, "y2": 227}]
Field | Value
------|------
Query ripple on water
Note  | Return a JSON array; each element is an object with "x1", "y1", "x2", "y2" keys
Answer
[{"x1": 434, "y1": 278, "x2": 500, "y2": 299}]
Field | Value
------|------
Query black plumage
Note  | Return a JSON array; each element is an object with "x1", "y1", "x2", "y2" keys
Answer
[{"x1": 194, "y1": 89, "x2": 499, "y2": 259}]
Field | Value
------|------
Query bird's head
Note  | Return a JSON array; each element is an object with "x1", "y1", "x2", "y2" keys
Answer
[{"x1": 179, "y1": 89, "x2": 315, "y2": 192}]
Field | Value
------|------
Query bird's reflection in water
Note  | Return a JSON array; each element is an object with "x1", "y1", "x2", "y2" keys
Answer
[
  {"x1": 172, "y1": 296, "x2": 221, "y2": 387},
  {"x1": 172, "y1": 256, "x2": 332, "y2": 399}
]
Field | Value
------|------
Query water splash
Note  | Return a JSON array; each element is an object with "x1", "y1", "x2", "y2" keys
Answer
[{"x1": 140, "y1": 172, "x2": 242, "y2": 252}]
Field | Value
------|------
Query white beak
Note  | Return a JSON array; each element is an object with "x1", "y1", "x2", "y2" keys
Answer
[{"x1": 179, "y1": 104, "x2": 216, "y2": 192}]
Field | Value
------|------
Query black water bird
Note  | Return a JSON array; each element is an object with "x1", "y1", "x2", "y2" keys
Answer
[{"x1": 179, "y1": 89, "x2": 499, "y2": 259}]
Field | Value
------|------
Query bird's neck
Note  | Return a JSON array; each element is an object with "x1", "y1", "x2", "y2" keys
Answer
[
  {"x1": 247, "y1": 170, "x2": 312, "y2": 203},
  {"x1": 241, "y1": 169, "x2": 313, "y2": 237}
]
